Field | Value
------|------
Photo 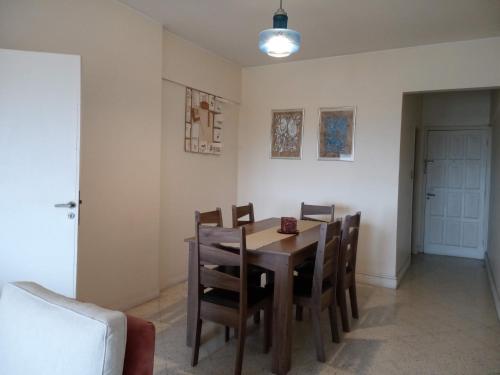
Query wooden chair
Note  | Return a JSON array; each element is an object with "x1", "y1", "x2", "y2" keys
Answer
[
  {"x1": 293, "y1": 220, "x2": 342, "y2": 362},
  {"x1": 231, "y1": 202, "x2": 268, "y2": 324},
  {"x1": 300, "y1": 202, "x2": 335, "y2": 223},
  {"x1": 337, "y1": 212, "x2": 361, "y2": 332},
  {"x1": 295, "y1": 202, "x2": 336, "y2": 317},
  {"x1": 232, "y1": 203, "x2": 255, "y2": 227},
  {"x1": 191, "y1": 224, "x2": 272, "y2": 375},
  {"x1": 196, "y1": 207, "x2": 223, "y2": 227}
]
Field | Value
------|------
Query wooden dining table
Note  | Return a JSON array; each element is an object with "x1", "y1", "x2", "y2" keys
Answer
[{"x1": 185, "y1": 218, "x2": 323, "y2": 375}]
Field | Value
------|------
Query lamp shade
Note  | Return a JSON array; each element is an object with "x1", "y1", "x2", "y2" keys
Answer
[{"x1": 258, "y1": 28, "x2": 301, "y2": 58}]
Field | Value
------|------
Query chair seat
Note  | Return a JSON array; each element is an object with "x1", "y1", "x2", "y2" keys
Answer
[
  {"x1": 202, "y1": 286, "x2": 271, "y2": 310},
  {"x1": 293, "y1": 275, "x2": 333, "y2": 298}
]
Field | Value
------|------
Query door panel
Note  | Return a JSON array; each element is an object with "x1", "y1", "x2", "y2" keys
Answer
[
  {"x1": 424, "y1": 130, "x2": 488, "y2": 259},
  {"x1": 0, "y1": 49, "x2": 80, "y2": 297}
]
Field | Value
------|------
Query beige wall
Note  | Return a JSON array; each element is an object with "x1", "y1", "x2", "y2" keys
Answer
[
  {"x1": 163, "y1": 30, "x2": 241, "y2": 103},
  {"x1": 396, "y1": 95, "x2": 422, "y2": 277},
  {"x1": 160, "y1": 30, "x2": 241, "y2": 288},
  {"x1": 0, "y1": 0, "x2": 163, "y2": 309},
  {"x1": 422, "y1": 91, "x2": 492, "y2": 127},
  {"x1": 239, "y1": 37, "x2": 500, "y2": 288},
  {"x1": 488, "y1": 91, "x2": 500, "y2": 318}
]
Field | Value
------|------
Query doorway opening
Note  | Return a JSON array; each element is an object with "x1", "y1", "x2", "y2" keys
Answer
[{"x1": 397, "y1": 89, "x2": 499, "y2": 277}]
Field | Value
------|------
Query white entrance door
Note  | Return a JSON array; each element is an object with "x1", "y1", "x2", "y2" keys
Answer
[
  {"x1": 424, "y1": 129, "x2": 489, "y2": 259},
  {"x1": 0, "y1": 49, "x2": 81, "y2": 297}
]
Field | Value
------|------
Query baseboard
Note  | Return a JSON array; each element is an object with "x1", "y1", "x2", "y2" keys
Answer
[
  {"x1": 484, "y1": 252, "x2": 500, "y2": 321},
  {"x1": 114, "y1": 289, "x2": 160, "y2": 312},
  {"x1": 356, "y1": 271, "x2": 398, "y2": 289},
  {"x1": 396, "y1": 255, "x2": 411, "y2": 287},
  {"x1": 160, "y1": 274, "x2": 187, "y2": 291}
]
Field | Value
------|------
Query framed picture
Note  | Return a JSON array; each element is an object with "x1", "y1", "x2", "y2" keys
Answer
[
  {"x1": 270, "y1": 109, "x2": 304, "y2": 159},
  {"x1": 318, "y1": 107, "x2": 356, "y2": 161}
]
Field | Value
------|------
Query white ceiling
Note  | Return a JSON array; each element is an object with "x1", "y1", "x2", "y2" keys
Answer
[{"x1": 119, "y1": 0, "x2": 500, "y2": 66}]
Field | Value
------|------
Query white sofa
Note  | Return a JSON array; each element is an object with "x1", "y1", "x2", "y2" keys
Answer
[{"x1": 0, "y1": 282, "x2": 127, "y2": 375}]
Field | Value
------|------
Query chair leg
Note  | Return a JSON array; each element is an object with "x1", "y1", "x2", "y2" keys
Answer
[
  {"x1": 263, "y1": 304, "x2": 272, "y2": 353},
  {"x1": 296, "y1": 305, "x2": 303, "y2": 321},
  {"x1": 349, "y1": 284, "x2": 359, "y2": 319},
  {"x1": 310, "y1": 307, "x2": 326, "y2": 363},
  {"x1": 328, "y1": 305, "x2": 340, "y2": 343},
  {"x1": 191, "y1": 319, "x2": 202, "y2": 366},
  {"x1": 225, "y1": 326, "x2": 230, "y2": 342},
  {"x1": 234, "y1": 323, "x2": 246, "y2": 375},
  {"x1": 338, "y1": 288, "x2": 350, "y2": 332}
]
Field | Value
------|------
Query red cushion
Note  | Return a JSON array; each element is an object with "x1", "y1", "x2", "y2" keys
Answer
[{"x1": 123, "y1": 314, "x2": 156, "y2": 375}]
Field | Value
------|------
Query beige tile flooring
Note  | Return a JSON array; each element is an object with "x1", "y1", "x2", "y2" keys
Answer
[{"x1": 127, "y1": 254, "x2": 500, "y2": 374}]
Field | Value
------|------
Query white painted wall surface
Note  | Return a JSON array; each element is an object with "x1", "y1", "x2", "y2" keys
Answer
[
  {"x1": 238, "y1": 37, "x2": 500, "y2": 287},
  {"x1": 396, "y1": 95, "x2": 421, "y2": 277},
  {"x1": 422, "y1": 91, "x2": 491, "y2": 127},
  {"x1": 0, "y1": 0, "x2": 163, "y2": 309},
  {"x1": 163, "y1": 30, "x2": 242, "y2": 103},
  {"x1": 160, "y1": 30, "x2": 241, "y2": 288},
  {"x1": 487, "y1": 91, "x2": 500, "y2": 317}
]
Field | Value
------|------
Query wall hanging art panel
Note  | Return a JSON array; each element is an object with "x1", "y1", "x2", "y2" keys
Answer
[{"x1": 185, "y1": 87, "x2": 223, "y2": 155}]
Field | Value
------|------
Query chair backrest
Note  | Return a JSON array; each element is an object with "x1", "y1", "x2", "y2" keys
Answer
[
  {"x1": 311, "y1": 220, "x2": 342, "y2": 301},
  {"x1": 195, "y1": 207, "x2": 223, "y2": 227},
  {"x1": 232, "y1": 203, "x2": 255, "y2": 228},
  {"x1": 300, "y1": 202, "x2": 335, "y2": 222},
  {"x1": 194, "y1": 224, "x2": 248, "y2": 311},
  {"x1": 339, "y1": 212, "x2": 361, "y2": 278}
]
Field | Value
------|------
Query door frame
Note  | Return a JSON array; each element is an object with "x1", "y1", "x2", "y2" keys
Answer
[{"x1": 416, "y1": 126, "x2": 492, "y2": 259}]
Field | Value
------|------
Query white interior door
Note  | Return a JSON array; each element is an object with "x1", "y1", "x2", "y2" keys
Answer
[
  {"x1": 424, "y1": 129, "x2": 489, "y2": 259},
  {"x1": 0, "y1": 49, "x2": 81, "y2": 297}
]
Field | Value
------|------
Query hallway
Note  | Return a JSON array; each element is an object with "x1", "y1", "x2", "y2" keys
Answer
[{"x1": 128, "y1": 254, "x2": 500, "y2": 374}]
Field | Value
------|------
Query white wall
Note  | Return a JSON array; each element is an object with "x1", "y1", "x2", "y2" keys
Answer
[
  {"x1": 238, "y1": 37, "x2": 500, "y2": 287},
  {"x1": 0, "y1": 0, "x2": 163, "y2": 309},
  {"x1": 487, "y1": 91, "x2": 500, "y2": 318},
  {"x1": 412, "y1": 90, "x2": 492, "y2": 254},
  {"x1": 396, "y1": 95, "x2": 421, "y2": 277},
  {"x1": 160, "y1": 30, "x2": 241, "y2": 288},
  {"x1": 422, "y1": 91, "x2": 491, "y2": 127}
]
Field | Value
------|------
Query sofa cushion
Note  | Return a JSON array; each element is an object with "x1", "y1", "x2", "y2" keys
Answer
[{"x1": 0, "y1": 282, "x2": 127, "y2": 375}]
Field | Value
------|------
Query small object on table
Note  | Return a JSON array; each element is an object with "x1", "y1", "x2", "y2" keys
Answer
[{"x1": 279, "y1": 217, "x2": 298, "y2": 234}]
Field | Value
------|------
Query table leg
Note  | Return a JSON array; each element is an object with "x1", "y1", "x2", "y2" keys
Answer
[
  {"x1": 186, "y1": 241, "x2": 196, "y2": 347},
  {"x1": 271, "y1": 259, "x2": 294, "y2": 374}
]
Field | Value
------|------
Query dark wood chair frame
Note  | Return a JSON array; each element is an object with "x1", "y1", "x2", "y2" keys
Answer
[
  {"x1": 337, "y1": 212, "x2": 361, "y2": 332},
  {"x1": 232, "y1": 203, "x2": 255, "y2": 228},
  {"x1": 232, "y1": 202, "x2": 270, "y2": 325},
  {"x1": 300, "y1": 202, "x2": 335, "y2": 223},
  {"x1": 295, "y1": 202, "x2": 336, "y2": 321},
  {"x1": 191, "y1": 223, "x2": 272, "y2": 375},
  {"x1": 293, "y1": 220, "x2": 342, "y2": 362},
  {"x1": 196, "y1": 207, "x2": 223, "y2": 227}
]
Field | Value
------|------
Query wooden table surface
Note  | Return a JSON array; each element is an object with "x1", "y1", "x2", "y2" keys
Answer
[{"x1": 185, "y1": 218, "x2": 322, "y2": 375}]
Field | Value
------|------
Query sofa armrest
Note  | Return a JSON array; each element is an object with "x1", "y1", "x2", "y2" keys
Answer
[{"x1": 123, "y1": 314, "x2": 156, "y2": 375}]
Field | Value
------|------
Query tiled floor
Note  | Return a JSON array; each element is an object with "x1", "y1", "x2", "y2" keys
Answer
[{"x1": 127, "y1": 254, "x2": 500, "y2": 374}]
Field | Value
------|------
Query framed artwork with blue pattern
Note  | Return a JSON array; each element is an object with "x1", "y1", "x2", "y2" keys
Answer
[{"x1": 318, "y1": 107, "x2": 356, "y2": 161}]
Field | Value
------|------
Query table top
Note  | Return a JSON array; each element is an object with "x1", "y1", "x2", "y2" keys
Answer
[{"x1": 185, "y1": 217, "x2": 323, "y2": 257}]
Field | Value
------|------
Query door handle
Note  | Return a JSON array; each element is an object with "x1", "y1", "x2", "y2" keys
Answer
[
  {"x1": 54, "y1": 201, "x2": 76, "y2": 209},
  {"x1": 426, "y1": 193, "x2": 436, "y2": 200}
]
